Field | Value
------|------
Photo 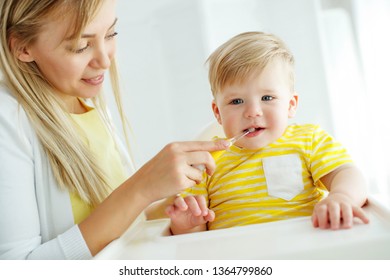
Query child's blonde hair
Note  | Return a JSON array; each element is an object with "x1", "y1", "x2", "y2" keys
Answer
[
  {"x1": 0, "y1": 0, "x2": 133, "y2": 206},
  {"x1": 206, "y1": 31, "x2": 295, "y2": 96}
]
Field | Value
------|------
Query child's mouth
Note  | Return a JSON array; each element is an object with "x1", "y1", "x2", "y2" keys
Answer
[
  {"x1": 244, "y1": 127, "x2": 263, "y2": 132},
  {"x1": 244, "y1": 127, "x2": 264, "y2": 137}
]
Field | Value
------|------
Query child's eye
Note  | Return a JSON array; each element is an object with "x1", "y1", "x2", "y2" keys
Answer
[
  {"x1": 230, "y1": 99, "x2": 244, "y2": 105},
  {"x1": 261, "y1": 95, "x2": 274, "y2": 101}
]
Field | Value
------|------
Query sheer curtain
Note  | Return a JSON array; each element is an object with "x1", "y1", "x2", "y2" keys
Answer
[
  {"x1": 321, "y1": 0, "x2": 390, "y2": 205},
  {"x1": 353, "y1": 0, "x2": 390, "y2": 203}
]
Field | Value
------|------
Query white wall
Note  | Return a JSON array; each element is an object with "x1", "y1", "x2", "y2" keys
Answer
[
  {"x1": 114, "y1": 0, "x2": 334, "y2": 166},
  {"x1": 114, "y1": 0, "x2": 213, "y2": 166}
]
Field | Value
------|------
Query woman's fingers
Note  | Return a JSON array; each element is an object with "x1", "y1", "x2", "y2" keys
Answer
[
  {"x1": 164, "y1": 140, "x2": 228, "y2": 176},
  {"x1": 177, "y1": 140, "x2": 230, "y2": 153},
  {"x1": 135, "y1": 140, "x2": 229, "y2": 203}
]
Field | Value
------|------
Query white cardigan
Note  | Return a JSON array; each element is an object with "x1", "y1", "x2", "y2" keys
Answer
[{"x1": 0, "y1": 87, "x2": 133, "y2": 259}]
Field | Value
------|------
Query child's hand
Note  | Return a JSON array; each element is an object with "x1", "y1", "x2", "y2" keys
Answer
[
  {"x1": 166, "y1": 195, "x2": 215, "y2": 235},
  {"x1": 311, "y1": 193, "x2": 369, "y2": 230}
]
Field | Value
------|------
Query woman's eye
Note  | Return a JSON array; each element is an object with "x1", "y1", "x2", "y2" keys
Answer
[
  {"x1": 106, "y1": 31, "x2": 118, "y2": 40},
  {"x1": 74, "y1": 44, "x2": 89, "y2": 54},
  {"x1": 262, "y1": 95, "x2": 274, "y2": 101},
  {"x1": 230, "y1": 99, "x2": 244, "y2": 105},
  {"x1": 69, "y1": 32, "x2": 118, "y2": 54}
]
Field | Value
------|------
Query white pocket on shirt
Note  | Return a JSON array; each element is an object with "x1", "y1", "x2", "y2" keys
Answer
[{"x1": 262, "y1": 154, "x2": 304, "y2": 201}]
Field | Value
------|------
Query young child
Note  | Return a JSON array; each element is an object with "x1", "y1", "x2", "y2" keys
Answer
[{"x1": 167, "y1": 31, "x2": 369, "y2": 234}]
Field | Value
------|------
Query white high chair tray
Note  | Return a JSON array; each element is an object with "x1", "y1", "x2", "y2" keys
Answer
[{"x1": 95, "y1": 196, "x2": 390, "y2": 259}]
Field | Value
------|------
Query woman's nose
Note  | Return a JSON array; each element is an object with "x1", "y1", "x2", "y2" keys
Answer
[{"x1": 90, "y1": 45, "x2": 112, "y2": 69}]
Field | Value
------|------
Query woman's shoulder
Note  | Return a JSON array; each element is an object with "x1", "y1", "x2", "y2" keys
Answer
[
  {"x1": 0, "y1": 85, "x2": 21, "y2": 114},
  {"x1": 0, "y1": 85, "x2": 34, "y2": 139}
]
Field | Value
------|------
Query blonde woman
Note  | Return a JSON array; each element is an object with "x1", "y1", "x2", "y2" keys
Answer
[{"x1": 0, "y1": 0, "x2": 226, "y2": 259}]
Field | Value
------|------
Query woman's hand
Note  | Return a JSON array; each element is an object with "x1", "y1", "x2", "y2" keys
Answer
[
  {"x1": 130, "y1": 140, "x2": 229, "y2": 204},
  {"x1": 166, "y1": 195, "x2": 214, "y2": 235}
]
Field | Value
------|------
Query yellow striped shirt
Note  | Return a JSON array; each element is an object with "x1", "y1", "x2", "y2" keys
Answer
[{"x1": 187, "y1": 124, "x2": 353, "y2": 230}]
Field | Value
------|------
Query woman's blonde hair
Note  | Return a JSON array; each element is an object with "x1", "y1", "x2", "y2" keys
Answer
[
  {"x1": 206, "y1": 31, "x2": 295, "y2": 96},
  {"x1": 0, "y1": 0, "x2": 133, "y2": 206}
]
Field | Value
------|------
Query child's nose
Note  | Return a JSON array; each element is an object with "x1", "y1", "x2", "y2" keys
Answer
[{"x1": 244, "y1": 103, "x2": 263, "y2": 118}]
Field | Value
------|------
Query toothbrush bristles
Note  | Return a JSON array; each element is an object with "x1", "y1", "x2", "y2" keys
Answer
[{"x1": 230, "y1": 128, "x2": 254, "y2": 144}]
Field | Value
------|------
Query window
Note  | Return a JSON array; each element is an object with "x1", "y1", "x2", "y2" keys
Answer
[{"x1": 321, "y1": 0, "x2": 390, "y2": 205}]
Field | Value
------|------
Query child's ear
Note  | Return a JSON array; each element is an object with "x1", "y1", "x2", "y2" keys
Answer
[
  {"x1": 212, "y1": 100, "x2": 223, "y2": 125},
  {"x1": 288, "y1": 93, "x2": 298, "y2": 118},
  {"x1": 9, "y1": 37, "x2": 35, "y2": 62}
]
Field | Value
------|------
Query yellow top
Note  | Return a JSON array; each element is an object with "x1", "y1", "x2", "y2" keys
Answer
[
  {"x1": 70, "y1": 106, "x2": 127, "y2": 224},
  {"x1": 187, "y1": 124, "x2": 353, "y2": 230}
]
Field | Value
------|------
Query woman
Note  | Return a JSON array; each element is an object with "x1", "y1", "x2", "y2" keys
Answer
[{"x1": 0, "y1": 0, "x2": 226, "y2": 259}]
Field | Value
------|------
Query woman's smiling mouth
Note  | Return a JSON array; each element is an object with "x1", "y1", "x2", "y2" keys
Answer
[{"x1": 82, "y1": 74, "x2": 104, "y2": 85}]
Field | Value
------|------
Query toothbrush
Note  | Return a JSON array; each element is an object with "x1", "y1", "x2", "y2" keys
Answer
[
  {"x1": 226, "y1": 127, "x2": 255, "y2": 146},
  {"x1": 193, "y1": 127, "x2": 255, "y2": 171}
]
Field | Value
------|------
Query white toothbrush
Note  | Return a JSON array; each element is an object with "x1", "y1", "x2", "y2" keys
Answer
[
  {"x1": 226, "y1": 127, "x2": 255, "y2": 147},
  {"x1": 193, "y1": 127, "x2": 255, "y2": 171}
]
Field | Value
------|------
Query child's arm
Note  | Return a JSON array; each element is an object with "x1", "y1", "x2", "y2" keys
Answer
[
  {"x1": 166, "y1": 195, "x2": 214, "y2": 234},
  {"x1": 145, "y1": 198, "x2": 172, "y2": 220},
  {"x1": 312, "y1": 164, "x2": 369, "y2": 230}
]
